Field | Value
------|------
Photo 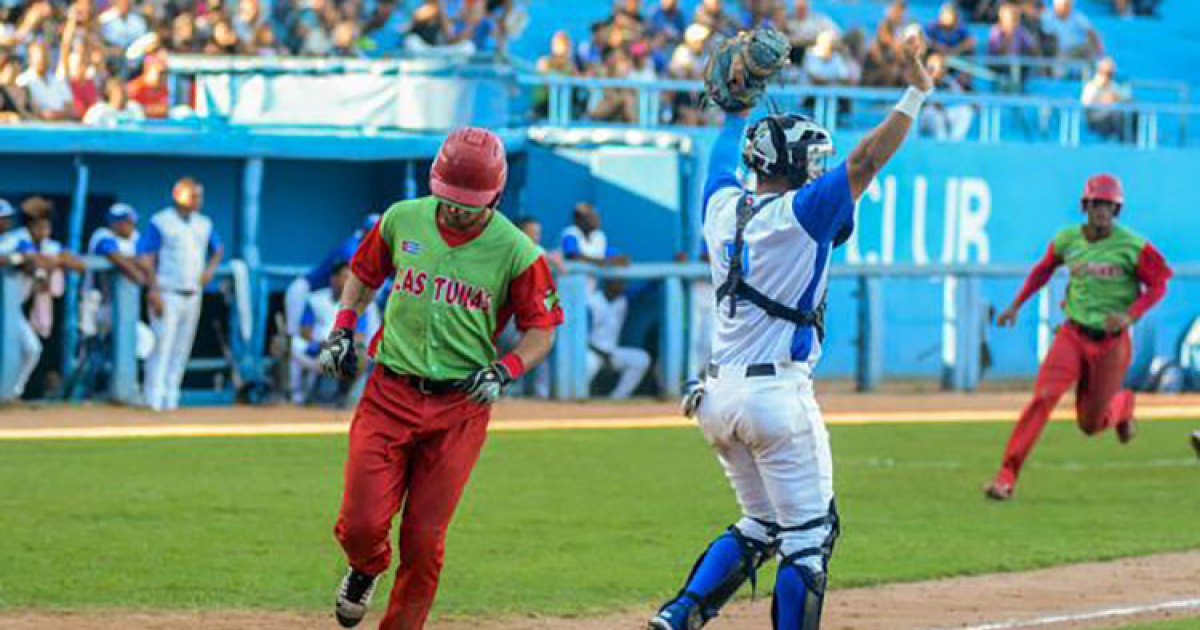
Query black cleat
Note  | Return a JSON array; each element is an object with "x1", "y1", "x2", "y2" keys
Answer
[{"x1": 335, "y1": 567, "x2": 379, "y2": 628}]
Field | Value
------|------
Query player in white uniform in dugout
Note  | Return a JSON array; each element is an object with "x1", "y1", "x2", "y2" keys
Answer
[
  {"x1": 649, "y1": 31, "x2": 935, "y2": 630},
  {"x1": 140, "y1": 177, "x2": 223, "y2": 412}
]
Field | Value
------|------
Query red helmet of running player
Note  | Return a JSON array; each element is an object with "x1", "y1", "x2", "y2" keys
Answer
[
  {"x1": 1081, "y1": 173, "x2": 1124, "y2": 210},
  {"x1": 430, "y1": 127, "x2": 507, "y2": 208}
]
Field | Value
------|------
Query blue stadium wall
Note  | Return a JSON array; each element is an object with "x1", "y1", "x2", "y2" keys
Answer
[{"x1": 2, "y1": 126, "x2": 1198, "y2": 385}]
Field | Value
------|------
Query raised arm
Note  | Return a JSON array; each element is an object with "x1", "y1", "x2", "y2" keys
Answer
[
  {"x1": 846, "y1": 30, "x2": 934, "y2": 200},
  {"x1": 703, "y1": 110, "x2": 750, "y2": 209}
]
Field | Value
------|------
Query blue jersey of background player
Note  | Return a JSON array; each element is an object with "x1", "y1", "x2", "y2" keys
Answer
[
  {"x1": 284, "y1": 213, "x2": 379, "y2": 336},
  {"x1": 648, "y1": 33, "x2": 935, "y2": 630}
]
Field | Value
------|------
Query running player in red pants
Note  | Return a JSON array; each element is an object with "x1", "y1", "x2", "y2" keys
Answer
[
  {"x1": 984, "y1": 174, "x2": 1171, "y2": 501},
  {"x1": 318, "y1": 127, "x2": 563, "y2": 629}
]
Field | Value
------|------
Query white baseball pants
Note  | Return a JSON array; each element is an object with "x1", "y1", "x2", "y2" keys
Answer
[
  {"x1": 696, "y1": 363, "x2": 835, "y2": 573},
  {"x1": 283, "y1": 277, "x2": 311, "y2": 337},
  {"x1": 144, "y1": 292, "x2": 202, "y2": 411},
  {"x1": 587, "y1": 346, "x2": 651, "y2": 399},
  {"x1": 11, "y1": 315, "x2": 42, "y2": 399}
]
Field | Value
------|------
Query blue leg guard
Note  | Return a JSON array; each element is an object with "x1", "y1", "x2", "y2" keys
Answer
[
  {"x1": 652, "y1": 520, "x2": 776, "y2": 629},
  {"x1": 771, "y1": 501, "x2": 840, "y2": 630}
]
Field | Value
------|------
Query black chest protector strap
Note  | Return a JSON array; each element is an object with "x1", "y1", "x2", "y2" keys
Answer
[{"x1": 715, "y1": 194, "x2": 826, "y2": 339}]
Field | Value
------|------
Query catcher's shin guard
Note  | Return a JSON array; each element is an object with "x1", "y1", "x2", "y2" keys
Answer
[
  {"x1": 772, "y1": 501, "x2": 841, "y2": 630},
  {"x1": 657, "y1": 519, "x2": 777, "y2": 627}
]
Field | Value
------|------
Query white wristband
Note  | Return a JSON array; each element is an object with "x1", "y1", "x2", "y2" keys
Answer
[{"x1": 894, "y1": 87, "x2": 931, "y2": 119}]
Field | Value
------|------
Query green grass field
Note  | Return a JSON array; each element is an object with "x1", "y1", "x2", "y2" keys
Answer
[
  {"x1": 0, "y1": 418, "x2": 1198, "y2": 618},
  {"x1": 1119, "y1": 620, "x2": 1200, "y2": 630}
]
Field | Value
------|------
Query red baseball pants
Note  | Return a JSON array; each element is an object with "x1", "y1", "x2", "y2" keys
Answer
[
  {"x1": 335, "y1": 365, "x2": 490, "y2": 630},
  {"x1": 994, "y1": 323, "x2": 1135, "y2": 487}
]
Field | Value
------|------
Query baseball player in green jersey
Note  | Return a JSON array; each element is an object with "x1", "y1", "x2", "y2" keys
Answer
[
  {"x1": 318, "y1": 127, "x2": 564, "y2": 629},
  {"x1": 984, "y1": 174, "x2": 1171, "y2": 501}
]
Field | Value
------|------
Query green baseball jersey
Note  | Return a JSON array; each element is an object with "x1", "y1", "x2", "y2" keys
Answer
[
  {"x1": 366, "y1": 197, "x2": 544, "y2": 380},
  {"x1": 1053, "y1": 224, "x2": 1147, "y2": 330}
]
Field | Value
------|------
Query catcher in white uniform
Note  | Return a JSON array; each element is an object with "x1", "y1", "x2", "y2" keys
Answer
[{"x1": 649, "y1": 27, "x2": 933, "y2": 630}]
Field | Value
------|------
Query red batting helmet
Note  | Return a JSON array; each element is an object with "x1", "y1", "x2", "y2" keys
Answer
[
  {"x1": 1081, "y1": 174, "x2": 1124, "y2": 207},
  {"x1": 430, "y1": 127, "x2": 507, "y2": 209}
]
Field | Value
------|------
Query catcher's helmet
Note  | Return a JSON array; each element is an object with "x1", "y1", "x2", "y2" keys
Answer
[
  {"x1": 1081, "y1": 173, "x2": 1124, "y2": 206},
  {"x1": 431, "y1": 127, "x2": 508, "y2": 208},
  {"x1": 743, "y1": 113, "x2": 834, "y2": 187}
]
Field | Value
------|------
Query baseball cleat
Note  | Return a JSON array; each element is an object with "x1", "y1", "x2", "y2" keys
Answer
[
  {"x1": 335, "y1": 567, "x2": 379, "y2": 628},
  {"x1": 1190, "y1": 431, "x2": 1200, "y2": 459},
  {"x1": 1116, "y1": 418, "x2": 1138, "y2": 444},
  {"x1": 983, "y1": 481, "x2": 1014, "y2": 501},
  {"x1": 648, "y1": 598, "x2": 700, "y2": 630}
]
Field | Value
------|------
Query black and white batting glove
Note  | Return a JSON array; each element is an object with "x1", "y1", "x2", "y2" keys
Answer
[
  {"x1": 319, "y1": 328, "x2": 358, "y2": 382},
  {"x1": 458, "y1": 362, "x2": 514, "y2": 405},
  {"x1": 681, "y1": 378, "x2": 706, "y2": 419}
]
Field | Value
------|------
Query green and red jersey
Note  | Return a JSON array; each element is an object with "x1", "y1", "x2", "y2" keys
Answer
[
  {"x1": 350, "y1": 196, "x2": 563, "y2": 381},
  {"x1": 1014, "y1": 223, "x2": 1171, "y2": 329}
]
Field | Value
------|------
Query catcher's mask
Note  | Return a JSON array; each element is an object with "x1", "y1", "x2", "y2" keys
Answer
[{"x1": 743, "y1": 113, "x2": 834, "y2": 187}]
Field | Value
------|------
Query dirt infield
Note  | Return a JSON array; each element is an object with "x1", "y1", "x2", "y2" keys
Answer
[
  {"x1": 2, "y1": 551, "x2": 1197, "y2": 630},
  {"x1": 4, "y1": 393, "x2": 1200, "y2": 433}
]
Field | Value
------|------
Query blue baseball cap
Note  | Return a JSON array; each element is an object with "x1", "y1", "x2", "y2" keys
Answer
[
  {"x1": 0, "y1": 198, "x2": 14, "y2": 218},
  {"x1": 106, "y1": 203, "x2": 138, "y2": 224}
]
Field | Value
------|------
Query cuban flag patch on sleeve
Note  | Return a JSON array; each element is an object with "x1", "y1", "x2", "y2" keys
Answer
[{"x1": 400, "y1": 240, "x2": 423, "y2": 255}]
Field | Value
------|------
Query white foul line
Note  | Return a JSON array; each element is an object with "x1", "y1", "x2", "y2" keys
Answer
[{"x1": 927, "y1": 597, "x2": 1200, "y2": 630}]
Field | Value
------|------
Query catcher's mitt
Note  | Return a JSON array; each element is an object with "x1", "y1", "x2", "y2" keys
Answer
[{"x1": 702, "y1": 28, "x2": 791, "y2": 112}]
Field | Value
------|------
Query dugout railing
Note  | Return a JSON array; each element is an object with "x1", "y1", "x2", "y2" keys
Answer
[{"x1": 5, "y1": 262, "x2": 1200, "y2": 404}]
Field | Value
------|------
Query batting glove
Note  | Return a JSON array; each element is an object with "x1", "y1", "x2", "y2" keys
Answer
[
  {"x1": 681, "y1": 378, "x2": 705, "y2": 419},
  {"x1": 319, "y1": 328, "x2": 359, "y2": 382},
  {"x1": 458, "y1": 362, "x2": 514, "y2": 405}
]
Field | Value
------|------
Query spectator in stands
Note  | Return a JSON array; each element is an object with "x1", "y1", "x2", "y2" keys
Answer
[
  {"x1": 926, "y1": 2, "x2": 976, "y2": 57},
  {"x1": 17, "y1": 41, "x2": 76, "y2": 121},
  {"x1": 126, "y1": 57, "x2": 169, "y2": 118},
  {"x1": 742, "y1": 0, "x2": 785, "y2": 30},
  {"x1": 330, "y1": 19, "x2": 363, "y2": 57},
  {"x1": 587, "y1": 279, "x2": 651, "y2": 399},
  {"x1": 988, "y1": 2, "x2": 1040, "y2": 56},
  {"x1": 99, "y1": 0, "x2": 149, "y2": 51},
  {"x1": 561, "y1": 202, "x2": 629, "y2": 268},
  {"x1": 692, "y1": 0, "x2": 740, "y2": 40},
  {"x1": 861, "y1": 1, "x2": 907, "y2": 87},
  {"x1": 609, "y1": 0, "x2": 647, "y2": 45},
  {"x1": 233, "y1": 0, "x2": 263, "y2": 45},
  {"x1": 1112, "y1": 0, "x2": 1161, "y2": 17},
  {"x1": 648, "y1": 0, "x2": 687, "y2": 50},
  {"x1": 803, "y1": 28, "x2": 855, "y2": 86},
  {"x1": 920, "y1": 53, "x2": 975, "y2": 140},
  {"x1": 405, "y1": 0, "x2": 475, "y2": 55},
  {"x1": 169, "y1": 12, "x2": 203, "y2": 53},
  {"x1": 252, "y1": 22, "x2": 284, "y2": 54},
  {"x1": 1081, "y1": 56, "x2": 1133, "y2": 141},
  {"x1": 575, "y1": 21, "x2": 609, "y2": 74},
  {"x1": 9, "y1": 198, "x2": 86, "y2": 402},
  {"x1": 538, "y1": 30, "x2": 578, "y2": 75},
  {"x1": 784, "y1": 0, "x2": 839, "y2": 54},
  {"x1": 453, "y1": 0, "x2": 512, "y2": 54},
  {"x1": 1041, "y1": 0, "x2": 1102, "y2": 61},
  {"x1": 205, "y1": 18, "x2": 243, "y2": 54},
  {"x1": 665, "y1": 23, "x2": 710, "y2": 125},
  {"x1": 959, "y1": 0, "x2": 1002, "y2": 23},
  {"x1": 0, "y1": 50, "x2": 33, "y2": 122},
  {"x1": 588, "y1": 48, "x2": 637, "y2": 124},
  {"x1": 289, "y1": 0, "x2": 335, "y2": 55},
  {"x1": 84, "y1": 75, "x2": 144, "y2": 125},
  {"x1": 60, "y1": 45, "x2": 100, "y2": 117}
]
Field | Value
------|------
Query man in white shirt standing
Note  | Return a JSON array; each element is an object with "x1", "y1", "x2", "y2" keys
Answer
[
  {"x1": 1041, "y1": 0, "x2": 1102, "y2": 61},
  {"x1": 139, "y1": 177, "x2": 223, "y2": 411},
  {"x1": 99, "y1": 0, "x2": 149, "y2": 51},
  {"x1": 16, "y1": 42, "x2": 74, "y2": 121},
  {"x1": 586, "y1": 279, "x2": 650, "y2": 399}
]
